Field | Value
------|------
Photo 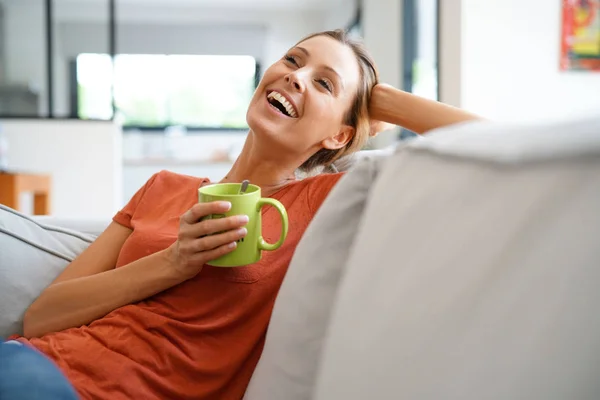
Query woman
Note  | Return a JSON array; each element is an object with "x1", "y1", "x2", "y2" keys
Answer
[{"x1": 1, "y1": 30, "x2": 478, "y2": 400}]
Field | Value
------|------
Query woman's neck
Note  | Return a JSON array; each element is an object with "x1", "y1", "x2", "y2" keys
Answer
[{"x1": 219, "y1": 131, "x2": 298, "y2": 196}]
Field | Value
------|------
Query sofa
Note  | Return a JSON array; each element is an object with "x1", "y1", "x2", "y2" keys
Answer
[{"x1": 2, "y1": 115, "x2": 600, "y2": 399}]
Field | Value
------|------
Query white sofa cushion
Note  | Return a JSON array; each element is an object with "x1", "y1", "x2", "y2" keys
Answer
[
  {"x1": 244, "y1": 148, "x2": 395, "y2": 400},
  {"x1": 0, "y1": 205, "x2": 97, "y2": 338},
  {"x1": 31, "y1": 216, "x2": 109, "y2": 237},
  {"x1": 313, "y1": 115, "x2": 600, "y2": 400}
]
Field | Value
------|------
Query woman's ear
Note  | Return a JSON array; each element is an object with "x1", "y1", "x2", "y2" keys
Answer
[{"x1": 322, "y1": 125, "x2": 355, "y2": 150}]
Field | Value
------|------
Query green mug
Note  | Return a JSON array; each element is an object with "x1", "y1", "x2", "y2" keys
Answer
[{"x1": 198, "y1": 182, "x2": 289, "y2": 267}]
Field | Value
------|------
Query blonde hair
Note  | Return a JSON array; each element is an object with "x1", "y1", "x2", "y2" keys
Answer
[{"x1": 296, "y1": 29, "x2": 380, "y2": 173}]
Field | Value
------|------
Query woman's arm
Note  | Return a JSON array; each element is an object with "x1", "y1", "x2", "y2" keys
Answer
[
  {"x1": 23, "y1": 202, "x2": 249, "y2": 339},
  {"x1": 369, "y1": 84, "x2": 481, "y2": 135},
  {"x1": 22, "y1": 222, "x2": 183, "y2": 338}
]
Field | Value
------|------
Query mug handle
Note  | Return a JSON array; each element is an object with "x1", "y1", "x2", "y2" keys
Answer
[{"x1": 256, "y1": 198, "x2": 289, "y2": 251}]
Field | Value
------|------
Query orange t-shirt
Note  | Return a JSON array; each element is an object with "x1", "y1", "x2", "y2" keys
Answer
[{"x1": 17, "y1": 170, "x2": 343, "y2": 400}]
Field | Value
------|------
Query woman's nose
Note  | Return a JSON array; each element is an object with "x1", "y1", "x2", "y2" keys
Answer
[{"x1": 285, "y1": 73, "x2": 305, "y2": 92}]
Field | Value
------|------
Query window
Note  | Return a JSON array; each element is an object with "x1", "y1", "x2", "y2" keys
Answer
[
  {"x1": 401, "y1": 0, "x2": 439, "y2": 139},
  {"x1": 75, "y1": 54, "x2": 258, "y2": 129},
  {"x1": 402, "y1": 0, "x2": 439, "y2": 101}
]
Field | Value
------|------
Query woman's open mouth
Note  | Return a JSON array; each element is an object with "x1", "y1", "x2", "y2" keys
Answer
[{"x1": 266, "y1": 91, "x2": 298, "y2": 118}]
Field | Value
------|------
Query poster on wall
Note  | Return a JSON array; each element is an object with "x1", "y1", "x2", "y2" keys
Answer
[{"x1": 561, "y1": 0, "x2": 600, "y2": 71}]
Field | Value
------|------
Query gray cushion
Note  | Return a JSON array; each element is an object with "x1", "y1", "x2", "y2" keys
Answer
[
  {"x1": 314, "y1": 115, "x2": 600, "y2": 400},
  {"x1": 31, "y1": 216, "x2": 109, "y2": 237},
  {"x1": 0, "y1": 205, "x2": 95, "y2": 338},
  {"x1": 244, "y1": 147, "x2": 395, "y2": 400}
]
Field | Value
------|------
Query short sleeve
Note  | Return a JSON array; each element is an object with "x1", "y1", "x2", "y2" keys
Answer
[{"x1": 113, "y1": 172, "x2": 160, "y2": 229}]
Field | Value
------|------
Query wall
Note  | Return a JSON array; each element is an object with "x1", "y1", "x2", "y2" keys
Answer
[
  {"x1": 439, "y1": 0, "x2": 462, "y2": 108},
  {"x1": 362, "y1": 0, "x2": 402, "y2": 148},
  {"x1": 444, "y1": 0, "x2": 600, "y2": 122},
  {"x1": 121, "y1": 130, "x2": 246, "y2": 202},
  {"x1": 1, "y1": 119, "x2": 123, "y2": 218},
  {"x1": 323, "y1": 0, "x2": 358, "y2": 30},
  {"x1": 262, "y1": 13, "x2": 325, "y2": 70}
]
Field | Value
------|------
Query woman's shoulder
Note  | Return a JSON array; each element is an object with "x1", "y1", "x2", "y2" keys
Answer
[
  {"x1": 152, "y1": 169, "x2": 208, "y2": 184},
  {"x1": 143, "y1": 170, "x2": 209, "y2": 193},
  {"x1": 121, "y1": 170, "x2": 208, "y2": 212},
  {"x1": 300, "y1": 172, "x2": 346, "y2": 213},
  {"x1": 303, "y1": 172, "x2": 345, "y2": 189}
]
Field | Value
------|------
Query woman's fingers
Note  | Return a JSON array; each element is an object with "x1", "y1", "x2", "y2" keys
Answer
[
  {"x1": 190, "y1": 241, "x2": 240, "y2": 265},
  {"x1": 192, "y1": 227, "x2": 248, "y2": 252},
  {"x1": 172, "y1": 201, "x2": 250, "y2": 276},
  {"x1": 182, "y1": 214, "x2": 249, "y2": 239},
  {"x1": 179, "y1": 200, "x2": 249, "y2": 240},
  {"x1": 181, "y1": 201, "x2": 232, "y2": 224}
]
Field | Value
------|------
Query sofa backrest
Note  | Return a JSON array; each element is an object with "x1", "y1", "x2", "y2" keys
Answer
[
  {"x1": 247, "y1": 115, "x2": 600, "y2": 400},
  {"x1": 313, "y1": 115, "x2": 600, "y2": 399}
]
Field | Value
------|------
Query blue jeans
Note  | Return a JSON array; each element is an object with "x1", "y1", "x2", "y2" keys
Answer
[{"x1": 0, "y1": 340, "x2": 78, "y2": 400}]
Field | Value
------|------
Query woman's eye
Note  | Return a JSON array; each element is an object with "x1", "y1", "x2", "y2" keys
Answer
[
  {"x1": 284, "y1": 55, "x2": 298, "y2": 65},
  {"x1": 317, "y1": 79, "x2": 332, "y2": 92}
]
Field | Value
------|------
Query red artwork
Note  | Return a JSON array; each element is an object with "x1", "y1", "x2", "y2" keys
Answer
[{"x1": 560, "y1": 0, "x2": 600, "y2": 71}]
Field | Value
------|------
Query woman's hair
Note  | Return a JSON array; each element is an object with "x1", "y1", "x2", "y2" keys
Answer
[{"x1": 297, "y1": 29, "x2": 379, "y2": 173}]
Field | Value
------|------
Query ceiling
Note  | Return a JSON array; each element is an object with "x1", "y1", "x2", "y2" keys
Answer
[
  {"x1": 0, "y1": 0, "x2": 353, "y2": 26},
  {"x1": 50, "y1": 0, "x2": 343, "y2": 11}
]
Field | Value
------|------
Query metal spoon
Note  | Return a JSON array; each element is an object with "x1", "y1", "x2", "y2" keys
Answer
[{"x1": 239, "y1": 180, "x2": 250, "y2": 194}]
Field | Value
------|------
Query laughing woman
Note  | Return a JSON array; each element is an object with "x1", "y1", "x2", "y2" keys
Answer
[{"x1": 0, "y1": 29, "x2": 478, "y2": 400}]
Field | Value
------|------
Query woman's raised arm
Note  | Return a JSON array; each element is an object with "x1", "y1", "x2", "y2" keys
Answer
[{"x1": 369, "y1": 84, "x2": 481, "y2": 135}]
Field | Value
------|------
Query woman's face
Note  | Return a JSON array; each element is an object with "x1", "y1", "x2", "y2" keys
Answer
[{"x1": 246, "y1": 35, "x2": 361, "y2": 159}]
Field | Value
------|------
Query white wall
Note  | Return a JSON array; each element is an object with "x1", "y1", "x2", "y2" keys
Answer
[
  {"x1": 263, "y1": 13, "x2": 325, "y2": 71},
  {"x1": 439, "y1": 0, "x2": 462, "y2": 108},
  {"x1": 362, "y1": 0, "x2": 403, "y2": 148},
  {"x1": 444, "y1": 0, "x2": 600, "y2": 122},
  {"x1": 1, "y1": 119, "x2": 123, "y2": 218},
  {"x1": 57, "y1": 23, "x2": 266, "y2": 59},
  {"x1": 323, "y1": 0, "x2": 357, "y2": 30},
  {"x1": 121, "y1": 130, "x2": 246, "y2": 202}
]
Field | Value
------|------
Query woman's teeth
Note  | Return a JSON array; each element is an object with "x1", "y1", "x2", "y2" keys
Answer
[{"x1": 267, "y1": 91, "x2": 298, "y2": 118}]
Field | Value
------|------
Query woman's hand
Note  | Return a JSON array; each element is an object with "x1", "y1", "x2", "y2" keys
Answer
[{"x1": 166, "y1": 201, "x2": 249, "y2": 280}]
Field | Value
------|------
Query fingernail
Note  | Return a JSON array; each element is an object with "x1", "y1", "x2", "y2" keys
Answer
[
  {"x1": 237, "y1": 215, "x2": 249, "y2": 223},
  {"x1": 237, "y1": 228, "x2": 248, "y2": 236},
  {"x1": 228, "y1": 242, "x2": 237, "y2": 249},
  {"x1": 219, "y1": 201, "x2": 232, "y2": 210}
]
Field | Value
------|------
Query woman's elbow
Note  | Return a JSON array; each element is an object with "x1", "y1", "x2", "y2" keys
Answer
[
  {"x1": 22, "y1": 301, "x2": 47, "y2": 339},
  {"x1": 22, "y1": 313, "x2": 35, "y2": 339}
]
